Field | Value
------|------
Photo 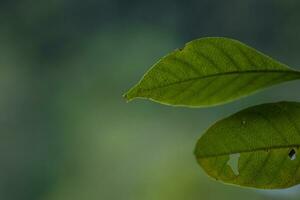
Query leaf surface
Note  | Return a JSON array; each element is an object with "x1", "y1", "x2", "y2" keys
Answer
[
  {"x1": 195, "y1": 102, "x2": 300, "y2": 189},
  {"x1": 124, "y1": 37, "x2": 300, "y2": 107}
]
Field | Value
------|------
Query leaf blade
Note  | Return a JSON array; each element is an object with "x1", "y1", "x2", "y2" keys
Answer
[
  {"x1": 195, "y1": 102, "x2": 300, "y2": 189},
  {"x1": 124, "y1": 37, "x2": 300, "y2": 107}
]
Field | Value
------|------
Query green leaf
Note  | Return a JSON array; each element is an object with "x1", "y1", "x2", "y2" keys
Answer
[
  {"x1": 195, "y1": 101, "x2": 300, "y2": 189},
  {"x1": 124, "y1": 37, "x2": 300, "y2": 107}
]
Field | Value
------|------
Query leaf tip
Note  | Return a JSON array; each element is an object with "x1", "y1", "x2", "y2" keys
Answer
[
  {"x1": 122, "y1": 93, "x2": 129, "y2": 102},
  {"x1": 122, "y1": 92, "x2": 132, "y2": 102},
  {"x1": 122, "y1": 87, "x2": 138, "y2": 102}
]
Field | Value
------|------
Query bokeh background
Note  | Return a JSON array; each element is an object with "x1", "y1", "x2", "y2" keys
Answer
[{"x1": 2, "y1": 0, "x2": 300, "y2": 200}]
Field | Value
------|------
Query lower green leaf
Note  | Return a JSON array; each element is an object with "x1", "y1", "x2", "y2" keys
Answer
[{"x1": 195, "y1": 102, "x2": 300, "y2": 189}]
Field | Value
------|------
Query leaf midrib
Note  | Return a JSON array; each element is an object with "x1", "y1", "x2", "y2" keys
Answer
[
  {"x1": 133, "y1": 69, "x2": 300, "y2": 93},
  {"x1": 197, "y1": 143, "x2": 300, "y2": 159}
]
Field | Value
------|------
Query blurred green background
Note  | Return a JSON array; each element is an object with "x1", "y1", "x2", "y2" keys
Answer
[{"x1": 2, "y1": 0, "x2": 300, "y2": 199}]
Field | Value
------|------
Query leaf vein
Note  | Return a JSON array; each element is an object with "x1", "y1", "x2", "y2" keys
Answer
[{"x1": 134, "y1": 70, "x2": 299, "y2": 93}]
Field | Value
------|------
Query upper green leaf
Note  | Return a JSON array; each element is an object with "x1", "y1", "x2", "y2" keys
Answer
[
  {"x1": 124, "y1": 37, "x2": 300, "y2": 107},
  {"x1": 195, "y1": 102, "x2": 300, "y2": 189}
]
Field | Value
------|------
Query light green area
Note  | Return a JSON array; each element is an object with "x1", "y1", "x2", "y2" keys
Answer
[
  {"x1": 195, "y1": 102, "x2": 300, "y2": 189},
  {"x1": 125, "y1": 38, "x2": 300, "y2": 107}
]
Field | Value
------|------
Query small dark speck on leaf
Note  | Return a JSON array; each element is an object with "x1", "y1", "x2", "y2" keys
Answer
[
  {"x1": 178, "y1": 43, "x2": 188, "y2": 52},
  {"x1": 289, "y1": 149, "x2": 296, "y2": 160}
]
